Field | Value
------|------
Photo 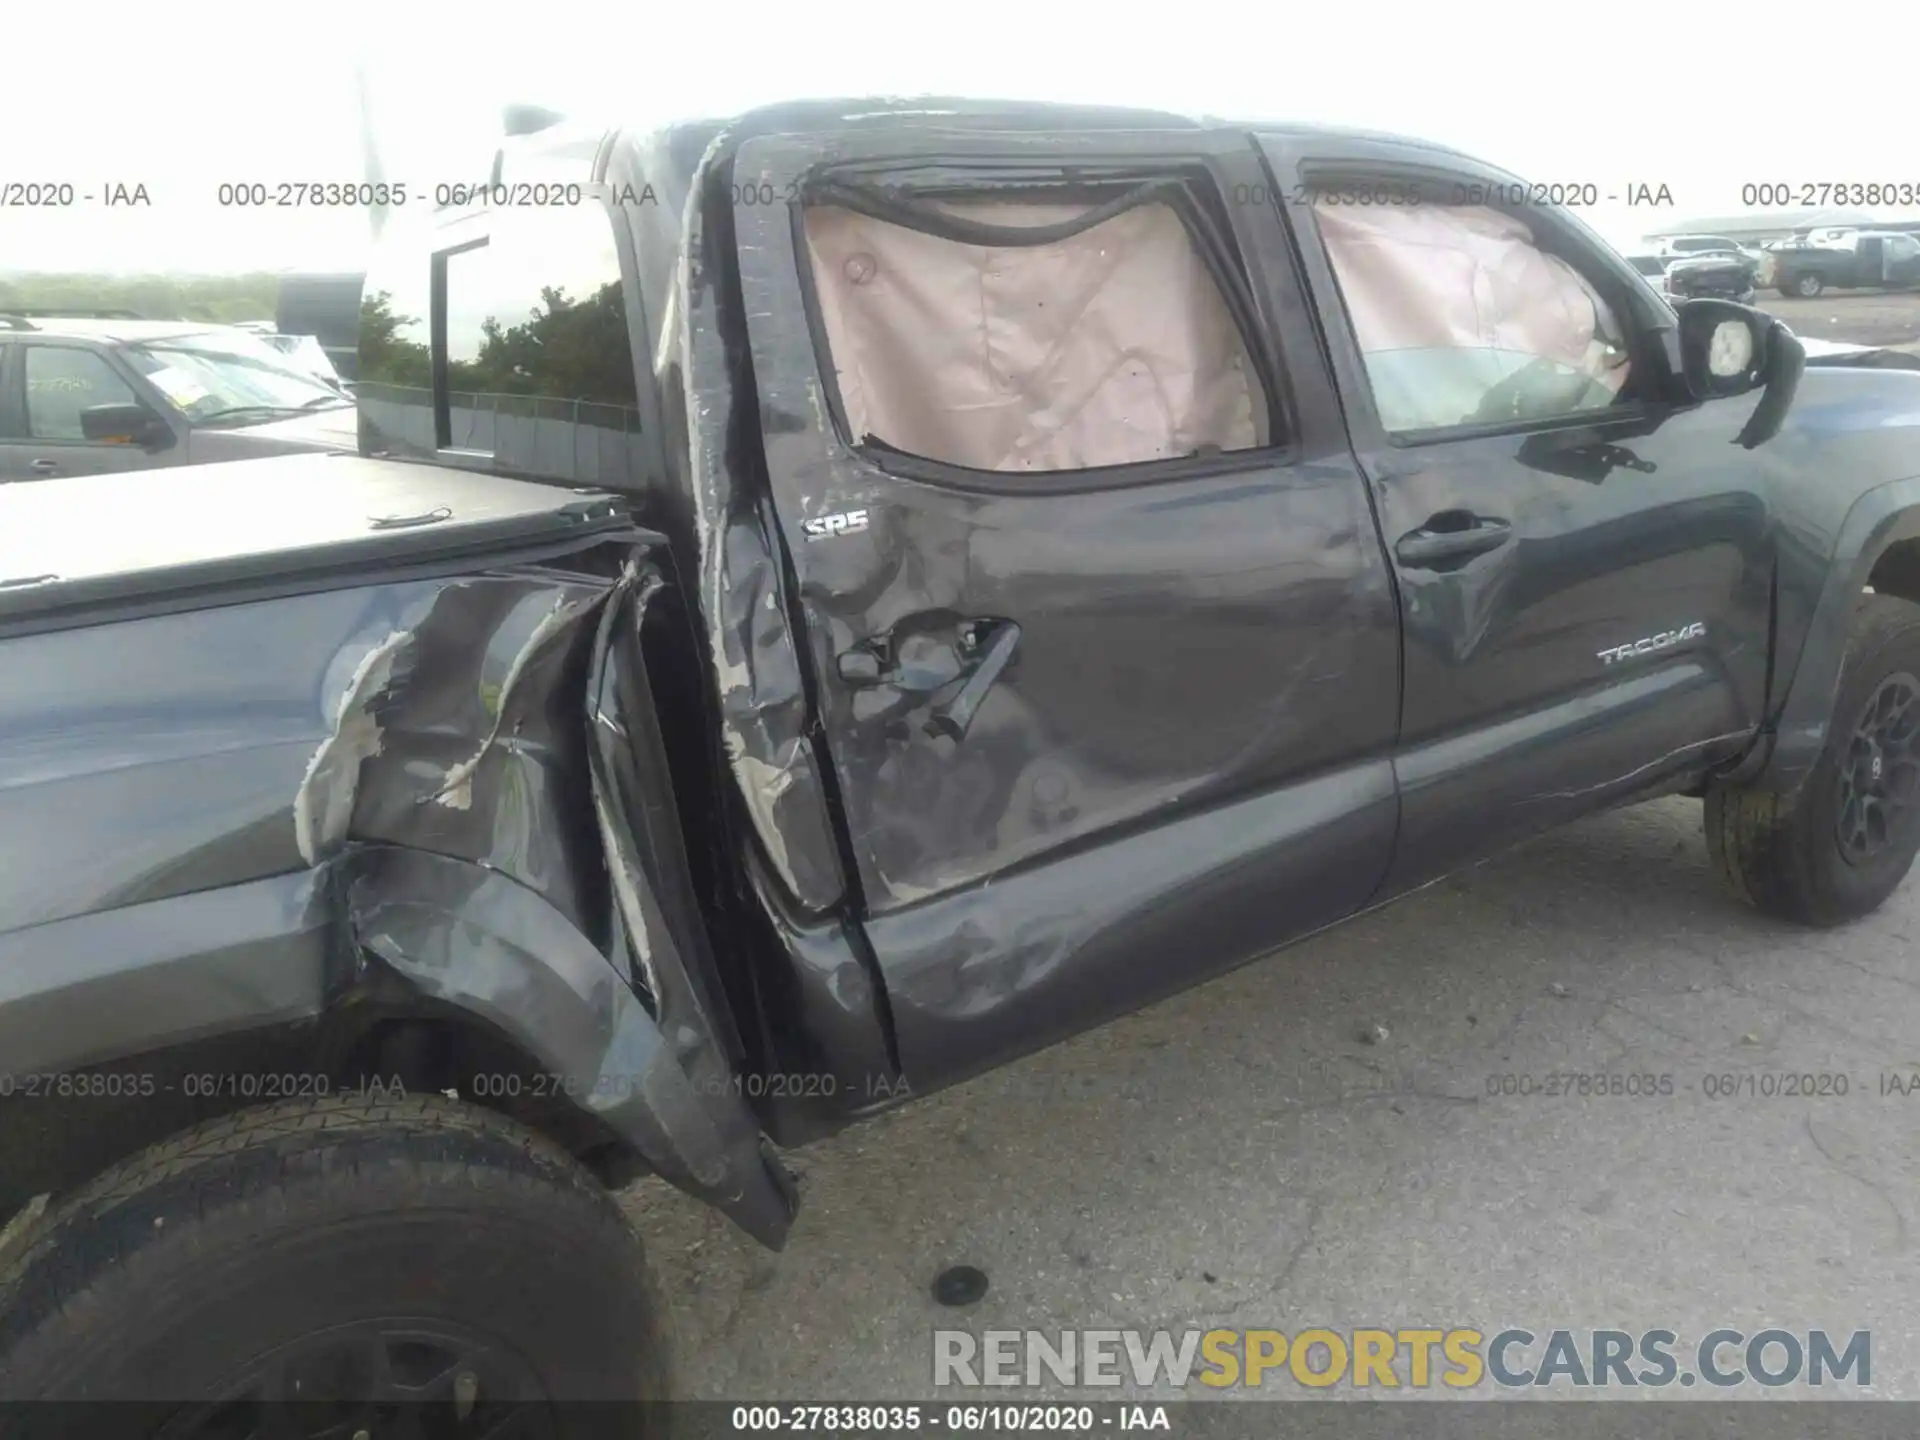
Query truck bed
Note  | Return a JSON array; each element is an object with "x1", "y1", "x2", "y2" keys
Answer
[{"x1": 0, "y1": 454, "x2": 636, "y2": 631}]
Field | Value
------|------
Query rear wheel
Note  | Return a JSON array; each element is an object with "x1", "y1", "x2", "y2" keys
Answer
[
  {"x1": 0, "y1": 1094, "x2": 672, "y2": 1435},
  {"x1": 1788, "y1": 272, "x2": 1825, "y2": 298},
  {"x1": 1707, "y1": 594, "x2": 1920, "y2": 925}
]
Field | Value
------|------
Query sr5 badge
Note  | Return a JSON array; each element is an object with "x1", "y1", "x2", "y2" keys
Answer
[{"x1": 803, "y1": 508, "x2": 870, "y2": 542}]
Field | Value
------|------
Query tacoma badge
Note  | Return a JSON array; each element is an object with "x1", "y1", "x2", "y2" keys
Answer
[{"x1": 1597, "y1": 621, "x2": 1706, "y2": 666}]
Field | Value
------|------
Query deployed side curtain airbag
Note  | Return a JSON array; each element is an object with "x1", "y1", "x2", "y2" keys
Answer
[
  {"x1": 1313, "y1": 200, "x2": 1631, "y2": 432},
  {"x1": 802, "y1": 193, "x2": 1265, "y2": 473}
]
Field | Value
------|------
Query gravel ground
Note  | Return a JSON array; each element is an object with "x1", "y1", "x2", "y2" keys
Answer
[
  {"x1": 1759, "y1": 290, "x2": 1920, "y2": 349},
  {"x1": 621, "y1": 793, "x2": 1920, "y2": 1400}
]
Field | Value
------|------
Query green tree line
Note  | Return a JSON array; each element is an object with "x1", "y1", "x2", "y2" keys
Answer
[
  {"x1": 0, "y1": 272, "x2": 281, "y2": 322},
  {"x1": 358, "y1": 282, "x2": 637, "y2": 406}
]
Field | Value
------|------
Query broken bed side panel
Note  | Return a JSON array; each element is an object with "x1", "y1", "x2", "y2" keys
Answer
[{"x1": 0, "y1": 547, "x2": 796, "y2": 1245}]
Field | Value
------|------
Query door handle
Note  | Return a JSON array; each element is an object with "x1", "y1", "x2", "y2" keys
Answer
[
  {"x1": 29, "y1": 459, "x2": 59, "y2": 476},
  {"x1": 834, "y1": 617, "x2": 1020, "y2": 741},
  {"x1": 926, "y1": 620, "x2": 1021, "y2": 742},
  {"x1": 1394, "y1": 512, "x2": 1512, "y2": 568}
]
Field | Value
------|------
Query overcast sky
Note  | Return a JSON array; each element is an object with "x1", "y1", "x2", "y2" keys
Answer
[{"x1": 4, "y1": 0, "x2": 1914, "y2": 273}]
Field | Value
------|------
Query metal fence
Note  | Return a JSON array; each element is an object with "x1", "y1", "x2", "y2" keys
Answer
[{"x1": 355, "y1": 384, "x2": 647, "y2": 490}]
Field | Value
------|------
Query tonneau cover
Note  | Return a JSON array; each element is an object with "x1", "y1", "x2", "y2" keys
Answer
[{"x1": 0, "y1": 454, "x2": 637, "y2": 624}]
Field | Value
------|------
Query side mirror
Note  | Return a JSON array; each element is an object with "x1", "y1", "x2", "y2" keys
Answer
[
  {"x1": 1675, "y1": 299, "x2": 1805, "y2": 449},
  {"x1": 79, "y1": 403, "x2": 172, "y2": 448}
]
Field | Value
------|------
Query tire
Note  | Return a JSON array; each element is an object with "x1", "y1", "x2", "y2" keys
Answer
[
  {"x1": 1707, "y1": 594, "x2": 1920, "y2": 926},
  {"x1": 1788, "y1": 272, "x2": 1824, "y2": 298},
  {"x1": 0, "y1": 1094, "x2": 672, "y2": 1429}
]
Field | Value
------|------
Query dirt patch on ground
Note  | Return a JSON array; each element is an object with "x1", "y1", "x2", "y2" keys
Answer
[{"x1": 1758, "y1": 289, "x2": 1920, "y2": 348}]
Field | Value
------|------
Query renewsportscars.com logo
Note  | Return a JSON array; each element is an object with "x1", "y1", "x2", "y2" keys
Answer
[{"x1": 933, "y1": 1327, "x2": 1872, "y2": 1391}]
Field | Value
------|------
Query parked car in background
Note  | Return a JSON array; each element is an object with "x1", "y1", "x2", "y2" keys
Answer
[
  {"x1": 1626, "y1": 253, "x2": 1674, "y2": 291},
  {"x1": 1663, "y1": 253, "x2": 1757, "y2": 306},
  {"x1": 1772, "y1": 232, "x2": 1920, "y2": 297},
  {"x1": 1653, "y1": 233, "x2": 1768, "y2": 267},
  {"x1": 1623, "y1": 253, "x2": 1756, "y2": 307},
  {"x1": 0, "y1": 314, "x2": 358, "y2": 481}
]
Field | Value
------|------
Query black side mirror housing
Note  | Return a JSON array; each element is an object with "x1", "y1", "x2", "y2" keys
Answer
[
  {"x1": 1674, "y1": 299, "x2": 1805, "y2": 449},
  {"x1": 79, "y1": 403, "x2": 172, "y2": 448}
]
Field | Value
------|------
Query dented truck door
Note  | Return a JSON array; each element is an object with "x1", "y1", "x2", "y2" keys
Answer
[
  {"x1": 1263, "y1": 134, "x2": 1778, "y2": 897},
  {"x1": 729, "y1": 126, "x2": 1403, "y2": 1092}
]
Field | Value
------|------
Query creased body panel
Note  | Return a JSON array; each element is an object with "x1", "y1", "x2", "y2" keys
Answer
[
  {"x1": 0, "y1": 572, "x2": 615, "y2": 938},
  {"x1": 0, "y1": 546, "x2": 798, "y2": 1244},
  {"x1": 345, "y1": 846, "x2": 794, "y2": 1246},
  {"x1": 730, "y1": 130, "x2": 1403, "y2": 919},
  {"x1": 869, "y1": 758, "x2": 1396, "y2": 1093},
  {"x1": 641, "y1": 131, "x2": 850, "y2": 914}
]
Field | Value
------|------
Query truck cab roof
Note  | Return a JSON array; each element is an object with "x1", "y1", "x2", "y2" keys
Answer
[{"x1": 489, "y1": 96, "x2": 1478, "y2": 193}]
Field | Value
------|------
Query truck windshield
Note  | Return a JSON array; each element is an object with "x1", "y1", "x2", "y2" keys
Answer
[{"x1": 123, "y1": 332, "x2": 351, "y2": 424}]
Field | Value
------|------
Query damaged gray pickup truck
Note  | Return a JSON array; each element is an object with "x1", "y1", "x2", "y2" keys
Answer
[{"x1": 7, "y1": 97, "x2": 1920, "y2": 1424}]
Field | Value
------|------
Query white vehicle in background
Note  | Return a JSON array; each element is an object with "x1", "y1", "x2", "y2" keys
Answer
[
  {"x1": 1807, "y1": 228, "x2": 1862, "y2": 249},
  {"x1": 1651, "y1": 234, "x2": 1771, "y2": 287},
  {"x1": 1653, "y1": 233, "x2": 1768, "y2": 266}
]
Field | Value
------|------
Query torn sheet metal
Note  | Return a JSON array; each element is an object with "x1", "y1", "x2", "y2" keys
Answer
[
  {"x1": 605, "y1": 122, "x2": 851, "y2": 915},
  {"x1": 316, "y1": 573, "x2": 621, "y2": 941},
  {"x1": 585, "y1": 563, "x2": 749, "y2": 1077},
  {"x1": 294, "y1": 629, "x2": 413, "y2": 864},
  {"x1": 424, "y1": 587, "x2": 609, "y2": 814},
  {"x1": 347, "y1": 845, "x2": 794, "y2": 1247}
]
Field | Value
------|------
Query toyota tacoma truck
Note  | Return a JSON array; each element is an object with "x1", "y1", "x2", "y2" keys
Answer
[
  {"x1": 7, "y1": 98, "x2": 1920, "y2": 1429},
  {"x1": 1772, "y1": 229, "x2": 1920, "y2": 297}
]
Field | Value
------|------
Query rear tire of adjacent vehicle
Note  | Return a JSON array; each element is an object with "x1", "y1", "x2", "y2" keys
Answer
[
  {"x1": 0, "y1": 1094, "x2": 672, "y2": 1434},
  {"x1": 1788, "y1": 272, "x2": 1824, "y2": 298},
  {"x1": 1707, "y1": 595, "x2": 1920, "y2": 926}
]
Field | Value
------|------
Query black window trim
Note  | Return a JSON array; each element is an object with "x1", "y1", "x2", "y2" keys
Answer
[
  {"x1": 1291, "y1": 158, "x2": 1674, "y2": 451},
  {"x1": 0, "y1": 340, "x2": 21, "y2": 439},
  {"x1": 778, "y1": 157, "x2": 1303, "y2": 498},
  {"x1": 431, "y1": 233, "x2": 493, "y2": 457}
]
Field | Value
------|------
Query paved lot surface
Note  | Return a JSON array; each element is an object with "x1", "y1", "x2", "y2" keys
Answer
[{"x1": 622, "y1": 793, "x2": 1920, "y2": 1399}]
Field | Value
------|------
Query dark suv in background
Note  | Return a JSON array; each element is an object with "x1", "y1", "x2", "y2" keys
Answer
[{"x1": 0, "y1": 314, "x2": 357, "y2": 482}]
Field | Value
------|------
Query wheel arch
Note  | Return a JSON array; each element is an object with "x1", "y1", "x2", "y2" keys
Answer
[
  {"x1": 0, "y1": 848, "x2": 797, "y2": 1260},
  {"x1": 1748, "y1": 479, "x2": 1920, "y2": 794}
]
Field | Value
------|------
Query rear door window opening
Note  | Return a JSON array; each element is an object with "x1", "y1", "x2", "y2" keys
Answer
[{"x1": 794, "y1": 170, "x2": 1283, "y2": 480}]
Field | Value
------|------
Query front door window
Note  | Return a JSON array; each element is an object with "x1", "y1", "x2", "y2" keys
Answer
[
  {"x1": 24, "y1": 347, "x2": 138, "y2": 440},
  {"x1": 1311, "y1": 199, "x2": 1633, "y2": 435}
]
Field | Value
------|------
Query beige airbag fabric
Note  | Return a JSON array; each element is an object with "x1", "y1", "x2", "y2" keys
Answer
[
  {"x1": 1313, "y1": 200, "x2": 1630, "y2": 431},
  {"x1": 803, "y1": 199, "x2": 1265, "y2": 473}
]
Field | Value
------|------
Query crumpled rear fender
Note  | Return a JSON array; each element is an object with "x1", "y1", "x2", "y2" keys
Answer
[
  {"x1": 345, "y1": 845, "x2": 795, "y2": 1247},
  {"x1": 337, "y1": 560, "x2": 797, "y2": 1247}
]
